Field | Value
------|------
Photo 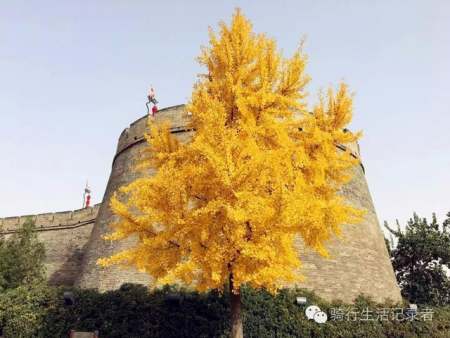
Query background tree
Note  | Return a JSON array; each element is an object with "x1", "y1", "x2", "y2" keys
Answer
[
  {"x1": 0, "y1": 283, "x2": 56, "y2": 338},
  {"x1": 99, "y1": 10, "x2": 362, "y2": 338},
  {"x1": 385, "y1": 213, "x2": 450, "y2": 305},
  {"x1": 0, "y1": 218, "x2": 46, "y2": 291}
]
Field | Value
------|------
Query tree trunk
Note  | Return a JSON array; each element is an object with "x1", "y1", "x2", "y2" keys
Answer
[{"x1": 229, "y1": 275, "x2": 244, "y2": 338}]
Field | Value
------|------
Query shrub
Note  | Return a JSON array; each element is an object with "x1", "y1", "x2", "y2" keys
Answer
[
  {"x1": 0, "y1": 218, "x2": 46, "y2": 291},
  {"x1": 1, "y1": 284, "x2": 449, "y2": 337},
  {"x1": 0, "y1": 283, "x2": 57, "y2": 338}
]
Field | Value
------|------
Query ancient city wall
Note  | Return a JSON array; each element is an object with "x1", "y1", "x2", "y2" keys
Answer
[
  {"x1": 76, "y1": 104, "x2": 402, "y2": 303},
  {"x1": 0, "y1": 104, "x2": 400, "y2": 302},
  {"x1": 0, "y1": 204, "x2": 100, "y2": 286},
  {"x1": 76, "y1": 105, "x2": 191, "y2": 290}
]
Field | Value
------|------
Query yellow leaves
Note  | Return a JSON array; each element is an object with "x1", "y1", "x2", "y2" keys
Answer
[
  {"x1": 99, "y1": 9, "x2": 364, "y2": 296},
  {"x1": 312, "y1": 82, "x2": 361, "y2": 145},
  {"x1": 97, "y1": 249, "x2": 134, "y2": 268},
  {"x1": 139, "y1": 120, "x2": 180, "y2": 171},
  {"x1": 327, "y1": 83, "x2": 353, "y2": 129},
  {"x1": 195, "y1": 9, "x2": 309, "y2": 127}
]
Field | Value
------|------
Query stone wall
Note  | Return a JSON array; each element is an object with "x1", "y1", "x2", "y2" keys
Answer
[
  {"x1": 292, "y1": 167, "x2": 401, "y2": 302},
  {"x1": 0, "y1": 104, "x2": 401, "y2": 303},
  {"x1": 76, "y1": 105, "x2": 191, "y2": 290},
  {"x1": 75, "y1": 104, "x2": 402, "y2": 303},
  {"x1": 0, "y1": 204, "x2": 100, "y2": 286}
]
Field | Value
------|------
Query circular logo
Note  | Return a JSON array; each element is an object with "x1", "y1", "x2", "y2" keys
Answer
[
  {"x1": 305, "y1": 305, "x2": 328, "y2": 324},
  {"x1": 313, "y1": 310, "x2": 328, "y2": 324},
  {"x1": 305, "y1": 305, "x2": 321, "y2": 320}
]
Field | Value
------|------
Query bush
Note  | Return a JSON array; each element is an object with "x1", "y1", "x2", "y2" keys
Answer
[
  {"x1": 0, "y1": 218, "x2": 46, "y2": 292},
  {"x1": 0, "y1": 283, "x2": 57, "y2": 338},
  {"x1": 43, "y1": 284, "x2": 229, "y2": 338},
  {"x1": 0, "y1": 284, "x2": 449, "y2": 337}
]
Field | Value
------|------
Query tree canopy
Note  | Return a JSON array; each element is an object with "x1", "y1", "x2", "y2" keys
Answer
[
  {"x1": 99, "y1": 9, "x2": 362, "y2": 296},
  {"x1": 0, "y1": 218, "x2": 46, "y2": 291},
  {"x1": 385, "y1": 213, "x2": 450, "y2": 305}
]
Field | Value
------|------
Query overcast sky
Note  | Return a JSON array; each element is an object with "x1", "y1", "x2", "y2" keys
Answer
[{"x1": 0, "y1": 1, "x2": 448, "y2": 229}]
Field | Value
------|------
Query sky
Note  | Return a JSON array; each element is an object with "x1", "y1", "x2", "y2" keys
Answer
[{"x1": 0, "y1": 1, "x2": 449, "y2": 229}]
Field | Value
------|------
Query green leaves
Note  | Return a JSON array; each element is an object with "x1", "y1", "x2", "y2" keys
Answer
[
  {"x1": 1, "y1": 284, "x2": 448, "y2": 338},
  {"x1": 385, "y1": 212, "x2": 450, "y2": 305},
  {"x1": 0, "y1": 218, "x2": 46, "y2": 292}
]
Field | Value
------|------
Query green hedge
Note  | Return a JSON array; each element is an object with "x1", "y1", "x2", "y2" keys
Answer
[
  {"x1": 0, "y1": 284, "x2": 58, "y2": 338},
  {"x1": 1, "y1": 283, "x2": 449, "y2": 337}
]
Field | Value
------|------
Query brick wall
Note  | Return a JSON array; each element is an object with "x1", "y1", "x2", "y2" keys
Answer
[
  {"x1": 0, "y1": 205, "x2": 100, "y2": 286},
  {"x1": 0, "y1": 104, "x2": 402, "y2": 303},
  {"x1": 75, "y1": 105, "x2": 401, "y2": 303}
]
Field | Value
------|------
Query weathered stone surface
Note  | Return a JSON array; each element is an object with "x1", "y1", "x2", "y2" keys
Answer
[
  {"x1": 0, "y1": 104, "x2": 401, "y2": 303},
  {"x1": 75, "y1": 105, "x2": 401, "y2": 303},
  {"x1": 75, "y1": 105, "x2": 192, "y2": 290},
  {"x1": 0, "y1": 205, "x2": 100, "y2": 286},
  {"x1": 292, "y1": 167, "x2": 401, "y2": 302}
]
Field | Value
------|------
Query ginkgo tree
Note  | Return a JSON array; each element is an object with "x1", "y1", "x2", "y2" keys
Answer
[{"x1": 99, "y1": 9, "x2": 363, "y2": 338}]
